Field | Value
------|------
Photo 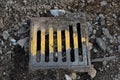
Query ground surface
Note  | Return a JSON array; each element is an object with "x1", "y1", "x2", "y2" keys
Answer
[{"x1": 0, "y1": 0, "x2": 120, "y2": 80}]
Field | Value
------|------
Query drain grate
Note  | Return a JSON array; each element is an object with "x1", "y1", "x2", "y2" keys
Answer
[{"x1": 29, "y1": 17, "x2": 91, "y2": 72}]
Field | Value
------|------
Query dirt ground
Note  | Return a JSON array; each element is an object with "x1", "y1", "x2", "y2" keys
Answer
[{"x1": 0, "y1": 0, "x2": 120, "y2": 80}]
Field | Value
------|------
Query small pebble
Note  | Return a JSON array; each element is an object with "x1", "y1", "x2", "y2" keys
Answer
[
  {"x1": 3, "y1": 72, "x2": 6, "y2": 76},
  {"x1": 93, "y1": 48, "x2": 98, "y2": 53},
  {"x1": 10, "y1": 38, "x2": 17, "y2": 45},
  {"x1": 0, "y1": 50, "x2": 2, "y2": 54},
  {"x1": 50, "y1": 9, "x2": 65, "y2": 16},
  {"x1": 96, "y1": 38, "x2": 106, "y2": 51},
  {"x1": 118, "y1": 45, "x2": 120, "y2": 53},
  {"x1": 100, "y1": 0, "x2": 107, "y2": 6},
  {"x1": 2, "y1": 31, "x2": 10, "y2": 40},
  {"x1": 65, "y1": 74, "x2": 72, "y2": 80},
  {"x1": 71, "y1": 72, "x2": 77, "y2": 80}
]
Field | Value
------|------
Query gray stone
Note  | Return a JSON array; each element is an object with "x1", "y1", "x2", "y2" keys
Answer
[
  {"x1": 87, "y1": 0, "x2": 94, "y2": 3},
  {"x1": 118, "y1": 36, "x2": 120, "y2": 43},
  {"x1": 71, "y1": 73, "x2": 77, "y2": 80},
  {"x1": 2, "y1": 31, "x2": 10, "y2": 40},
  {"x1": 50, "y1": 9, "x2": 65, "y2": 17},
  {"x1": 87, "y1": 22, "x2": 93, "y2": 35},
  {"x1": 96, "y1": 38, "x2": 106, "y2": 51},
  {"x1": 17, "y1": 37, "x2": 29, "y2": 48},
  {"x1": 93, "y1": 48, "x2": 98, "y2": 53},
  {"x1": 99, "y1": 14, "x2": 105, "y2": 19},
  {"x1": 0, "y1": 50, "x2": 2, "y2": 54},
  {"x1": 102, "y1": 28, "x2": 112, "y2": 39},
  {"x1": 65, "y1": 74, "x2": 72, "y2": 80},
  {"x1": 118, "y1": 45, "x2": 120, "y2": 53},
  {"x1": 100, "y1": 0, "x2": 107, "y2": 6},
  {"x1": 10, "y1": 38, "x2": 17, "y2": 45}
]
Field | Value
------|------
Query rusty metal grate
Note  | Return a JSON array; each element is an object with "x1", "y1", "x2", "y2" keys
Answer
[{"x1": 29, "y1": 16, "x2": 91, "y2": 72}]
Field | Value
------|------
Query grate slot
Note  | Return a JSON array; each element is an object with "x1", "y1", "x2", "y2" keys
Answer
[
  {"x1": 69, "y1": 25, "x2": 75, "y2": 62},
  {"x1": 36, "y1": 30, "x2": 41, "y2": 62},
  {"x1": 61, "y1": 30, "x2": 66, "y2": 62},
  {"x1": 45, "y1": 34, "x2": 49, "y2": 62},
  {"x1": 77, "y1": 23, "x2": 83, "y2": 61},
  {"x1": 73, "y1": 26, "x2": 79, "y2": 62},
  {"x1": 65, "y1": 29, "x2": 71, "y2": 62},
  {"x1": 53, "y1": 31, "x2": 58, "y2": 62}
]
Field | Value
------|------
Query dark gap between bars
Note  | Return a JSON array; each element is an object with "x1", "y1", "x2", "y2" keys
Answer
[
  {"x1": 69, "y1": 25, "x2": 75, "y2": 62},
  {"x1": 45, "y1": 34, "x2": 49, "y2": 62},
  {"x1": 53, "y1": 31, "x2": 58, "y2": 62},
  {"x1": 77, "y1": 23, "x2": 83, "y2": 61},
  {"x1": 36, "y1": 30, "x2": 41, "y2": 62},
  {"x1": 61, "y1": 30, "x2": 66, "y2": 62}
]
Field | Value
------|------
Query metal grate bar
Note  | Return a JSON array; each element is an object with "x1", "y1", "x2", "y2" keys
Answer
[
  {"x1": 57, "y1": 30, "x2": 62, "y2": 62},
  {"x1": 49, "y1": 26, "x2": 54, "y2": 62},
  {"x1": 41, "y1": 28, "x2": 45, "y2": 62}
]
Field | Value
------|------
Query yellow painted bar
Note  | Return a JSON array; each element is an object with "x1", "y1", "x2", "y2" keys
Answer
[
  {"x1": 57, "y1": 30, "x2": 62, "y2": 52},
  {"x1": 65, "y1": 30, "x2": 70, "y2": 50},
  {"x1": 31, "y1": 26, "x2": 37, "y2": 56},
  {"x1": 82, "y1": 37, "x2": 86, "y2": 42},
  {"x1": 73, "y1": 33, "x2": 78, "y2": 48},
  {"x1": 49, "y1": 27, "x2": 54, "y2": 53},
  {"x1": 41, "y1": 28, "x2": 45, "y2": 54}
]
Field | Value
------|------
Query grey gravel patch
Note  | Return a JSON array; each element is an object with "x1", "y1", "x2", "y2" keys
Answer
[
  {"x1": 2, "y1": 31, "x2": 10, "y2": 40},
  {"x1": 96, "y1": 38, "x2": 106, "y2": 51}
]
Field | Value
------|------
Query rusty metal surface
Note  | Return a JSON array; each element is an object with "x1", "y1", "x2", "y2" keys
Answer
[{"x1": 29, "y1": 16, "x2": 91, "y2": 72}]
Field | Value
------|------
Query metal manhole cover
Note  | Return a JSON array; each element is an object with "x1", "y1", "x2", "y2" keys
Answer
[{"x1": 29, "y1": 16, "x2": 91, "y2": 72}]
